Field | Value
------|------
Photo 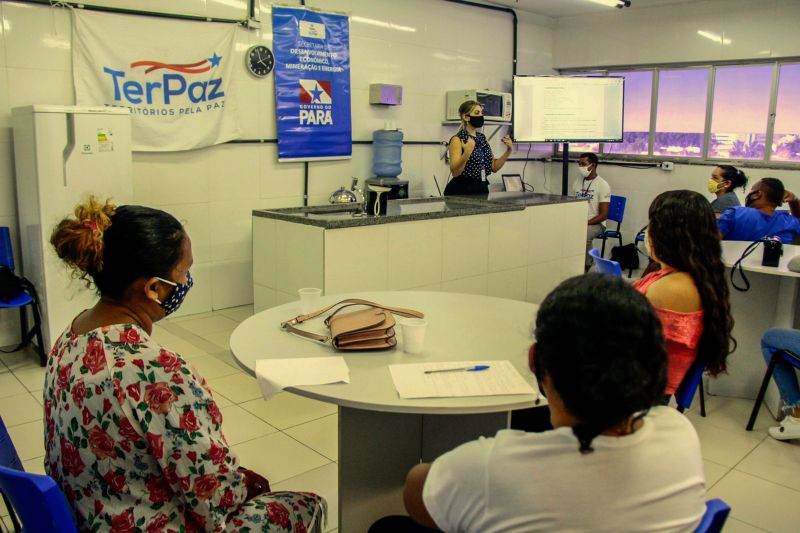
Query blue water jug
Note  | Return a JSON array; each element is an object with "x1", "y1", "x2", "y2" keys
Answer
[{"x1": 372, "y1": 129, "x2": 403, "y2": 177}]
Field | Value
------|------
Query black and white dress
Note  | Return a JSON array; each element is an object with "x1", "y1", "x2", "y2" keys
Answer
[{"x1": 444, "y1": 129, "x2": 494, "y2": 196}]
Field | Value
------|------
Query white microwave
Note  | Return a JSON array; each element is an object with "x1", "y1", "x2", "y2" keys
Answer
[{"x1": 446, "y1": 90, "x2": 512, "y2": 122}]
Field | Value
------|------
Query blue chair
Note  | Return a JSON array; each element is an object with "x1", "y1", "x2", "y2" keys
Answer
[
  {"x1": 0, "y1": 227, "x2": 46, "y2": 366},
  {"x1": 0, "y1": 466, "x2": 77, "y2": 533},
  {"x1": 695, "y1": 498, "x2": 731, "y2": 533},
  {"x1": 598, "y1": 195, "x2": 626, "y2": 257},
  {"x1": 589, "y1": 248, "x2": 622, "y2": 277},
  {"x1": 675, "y1": 357, "x2": 706, "y2": 417},
  {"x1": 1, "y1": 416, "x2": 76, "y2": 533},
  {"x1": 1, "y1": 415, "x2": 24, "y2": 532},
  {"x1": 746, "y1": 348, "x2": 800, "y2": 431}
]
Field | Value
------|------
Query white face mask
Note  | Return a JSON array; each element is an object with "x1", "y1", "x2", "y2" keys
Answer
[{"x1": 578, "y1": 165, "x2": 592, "y2": 178}]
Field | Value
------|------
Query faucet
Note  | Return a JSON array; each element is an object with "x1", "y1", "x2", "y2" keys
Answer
[{"x1": 350, "y1": 177, "x2": 365, "y2": 207}]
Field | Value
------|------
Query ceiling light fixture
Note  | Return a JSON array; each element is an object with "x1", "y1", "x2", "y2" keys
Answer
[
  {"x1": 697, "y1": 30, "x2": 732, "y2": 45},
  {"x1": 586, "y1": 0, "x2": 632, "y2": 8}
]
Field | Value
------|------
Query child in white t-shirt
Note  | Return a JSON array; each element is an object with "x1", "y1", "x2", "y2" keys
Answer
[{"x1": 371, "y1": 274, "x2": 706, "y2": 533}]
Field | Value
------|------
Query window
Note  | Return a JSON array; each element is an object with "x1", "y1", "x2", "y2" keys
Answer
[
  {"x1": 557, "y1": 61, "x2": 800, "y2": 166},
  {"x1": 604, "y1": 71, "x2": 653, "y2": 155},
  {"x1": 709, "y1": 65, "x2": 773, "y2": 160},
  {"x1": 654, "y1": 68, "x2": 708, "y2": 158},
  {"x1": 771, "y1": 63, "x2": 800, "y2": 162}
]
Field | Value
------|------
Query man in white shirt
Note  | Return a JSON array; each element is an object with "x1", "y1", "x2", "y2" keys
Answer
[
  {"x1": 573, "y1": 152, "x2": 611, "y2": 270},
  {"x1": 380, "y1": 274, "x2": 706, "y2": 533}
]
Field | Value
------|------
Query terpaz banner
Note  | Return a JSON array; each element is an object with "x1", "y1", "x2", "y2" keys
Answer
[
  {"x1": 72, "y1": 9, "x2": 240, "y2": 152},
  {"x1": 272, "y1": 6, "x2": 352, "y2": 161}
]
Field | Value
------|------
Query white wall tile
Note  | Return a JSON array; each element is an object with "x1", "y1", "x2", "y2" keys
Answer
[
  {"x1": 211, "y1": 258, "x2": 253, "y2": 309},
  {"x1": 275, "y1": 221, "x2": 324, "y2": 294},
  {"x1": 0, "y1": 69, "x2": 10, "y2": 128},
  {"x1": 441, "y1": 274, "x2": 487, "y2": 296},
  {"x1": 205, "y1": 0, "x2": 249, "y2": 21},
  {"x1": 0, "y1": 142, "x2": 16, "y2": 218},
  {"x1": 561, "y1": 202, "x2": 590, "y2": 259},
  {"x1": 560, "y1": 254, "x2": 585, "y2": 283},
  {"x1": 526, "y1": 259, "x2": 562, "y2": 305},
  {"x1": 489, "y1": 210, "x2": 529, "y2": 272},
  {"x1": 205, "y1": 143, "x2": 260, "y2": 201},
  {"x1": 3, "y1": 2, "x2": 71, "y2": 71},
  {"x1": 78, "y1": 0, "x2": 206, "y2": 18},
  {"x1": 131, "y1": 151, "x2": 211, "y2": 206},
  {"x1": 7, "y1": 68, "x2": 73, "y2": 109},
  {"x1": 387, "y1": 219, "x2": 442, "y2": 290},
  {"x1": 259, "y1": 144, "x2": 305, "y2": 199},
  {"x1": 210, "y1": 199, "x2": 259, "y2": 261},
  {"x1": 527, "y1": 203, "x2": 566, "y2": 265},
  {"x1": 324, "y1": 225, "x2": 389, "y2": 294},
  {"x1": 442, "y1": 215, "x2": 489, "y2": 282},
  {"x1": 253, "y1": 283, "x2": 276, "y2": 313},
  {"x1": 488, "y1": 267, "x2": 527, "y2": 301},
  {"x1": 252, "y1": 216, "x2": 276, "y2": 288}
]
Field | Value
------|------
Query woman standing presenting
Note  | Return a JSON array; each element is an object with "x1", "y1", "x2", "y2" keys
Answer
[{"x1": 444, "y1": 100, "x2": 513, "y2": 195}]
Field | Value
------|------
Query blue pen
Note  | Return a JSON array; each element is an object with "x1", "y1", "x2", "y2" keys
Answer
[{"x1": 424, "y1": 365, "x2": 490, "y2": 374}]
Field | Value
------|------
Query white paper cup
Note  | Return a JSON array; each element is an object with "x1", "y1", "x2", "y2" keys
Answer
[
  {"x1": 298, "y1": 288, "x2": 322, "y2": 314},
  {"x1": 400, "y1": 318, "x2": 428, "y2": 354}
]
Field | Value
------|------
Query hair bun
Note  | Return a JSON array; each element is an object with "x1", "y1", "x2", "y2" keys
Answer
[{"x1": 50, "y1": 196, "x2": 117, "y2": 280}]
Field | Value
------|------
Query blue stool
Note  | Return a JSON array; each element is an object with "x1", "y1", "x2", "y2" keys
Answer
[
  {"x1": 675, "y1": 357, "x2": 706, "y2": 417},
  {"x1": 695, "y1": 498, "x2": 731, "y2": 533},
  {"x1": 589, "y1": 248, "x2": 622, "y2": 277}
]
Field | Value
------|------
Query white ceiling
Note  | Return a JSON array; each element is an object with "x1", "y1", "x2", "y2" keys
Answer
[{"x1": 486, "y1": 0, "x2": 706, "y2": 18}]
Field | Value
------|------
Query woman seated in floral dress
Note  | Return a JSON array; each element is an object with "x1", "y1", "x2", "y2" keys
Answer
[{"x1": 44, "y1": 197, "x2": 326, "y2": 532}]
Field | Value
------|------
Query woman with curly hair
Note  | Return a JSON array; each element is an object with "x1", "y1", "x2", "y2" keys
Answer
[
  {"x1": 45, "y1": 197, "x2": 326, "y2": 532},
  {"x1": 634, "y1": 189, "x2": 735, "y2": 397}
]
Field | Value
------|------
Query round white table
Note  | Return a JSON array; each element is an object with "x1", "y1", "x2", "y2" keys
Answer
[
  {"x1": 715, "y1": 241, "x2": 800, "y2": 414},
  {"x1": 230, "y1": 291, "x2": 541, "y2": 532}
]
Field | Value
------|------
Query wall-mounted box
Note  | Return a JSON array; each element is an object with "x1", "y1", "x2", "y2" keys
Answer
[{"x1": 369, "y1": 84, "x2": 403, "y2": 105}]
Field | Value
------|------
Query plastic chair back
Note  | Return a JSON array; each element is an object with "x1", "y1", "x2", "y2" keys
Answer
[
  {"x1": 694, "y1": 498, "x2": 731, "y2": 533},
  {"x1": 607, "y1": 195, "x2": 626, "y2": 225},
  {"x1": 0, "y1": 416, "x2": 24, "y2": 471},
  {"x1": 0, "y1": 465, "x2": 77, "y2": 533},
  {"x1": 675, "y1": 357, "x2": 705, "y2": 411},
  {"x1": 0, "y1": 227, "x2": 14, "y2": 270},
  {"x1": 589, "y1": 248, "x2": 622, "y2": 277}
]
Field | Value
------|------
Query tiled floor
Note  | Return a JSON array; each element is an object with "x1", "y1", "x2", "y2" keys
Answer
[{"x1": 2, "y1": 303, "x2": 800, "y2": 532}]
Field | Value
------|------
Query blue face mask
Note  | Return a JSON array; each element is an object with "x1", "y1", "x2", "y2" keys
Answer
[{"x1": 155, "y1": 271, "x2": 193, "y2": 316}]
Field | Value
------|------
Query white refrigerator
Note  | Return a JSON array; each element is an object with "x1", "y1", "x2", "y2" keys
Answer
[{"x1": 12, "y1": 105, "x2": 133, "y2": 351}]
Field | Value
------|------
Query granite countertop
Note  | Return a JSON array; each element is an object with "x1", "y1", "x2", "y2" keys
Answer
[{"x1": 252, "y1": 194, "x2": 584, "y2": 229}]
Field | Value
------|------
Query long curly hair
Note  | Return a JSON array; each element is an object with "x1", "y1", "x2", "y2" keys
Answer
[{"x1": 647, "y1": 190, "x2": 735, "y2": 375}]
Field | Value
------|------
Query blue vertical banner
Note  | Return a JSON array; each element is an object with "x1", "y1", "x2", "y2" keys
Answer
[{"x1": 272, "y1": 6, "x2": 352, "y2": 161}]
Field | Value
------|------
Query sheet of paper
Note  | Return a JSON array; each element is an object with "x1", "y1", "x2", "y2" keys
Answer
[
  {"x1": 388, "y1": 360, "x2": 536, "y2": 399},
  {"x1": 255, "y1": 357, "x2": 350, "y2": 400}
]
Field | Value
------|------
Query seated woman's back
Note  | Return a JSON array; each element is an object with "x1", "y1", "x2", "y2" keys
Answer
[
  {"x1": 634, "y1": 190, "x2": 734, "y2": 395},
  {"x1": 426, "y1": 407, "x2": 704, "y2": 532},
  {"x1": 399, "y1": 274, "x2": 707, "y2": 533}
]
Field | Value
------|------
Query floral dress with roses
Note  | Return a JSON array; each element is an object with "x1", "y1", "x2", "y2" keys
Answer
[{"x1": 43, "y1": 323, "x2": 326, "y2": 533}]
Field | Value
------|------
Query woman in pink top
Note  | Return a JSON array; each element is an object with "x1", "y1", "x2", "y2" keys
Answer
[{"x1": 633, "y1": 190, "x2": 735, "y2": 396}]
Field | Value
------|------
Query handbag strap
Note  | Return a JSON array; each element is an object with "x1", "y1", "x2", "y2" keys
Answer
[{"x1": 281, "y1": 298, "x2": 424, "y2": 345}]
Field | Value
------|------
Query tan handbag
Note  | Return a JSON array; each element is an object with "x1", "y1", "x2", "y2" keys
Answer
[{"x1": 281, "y1": 298, "x2": 424, "y2": 351}]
